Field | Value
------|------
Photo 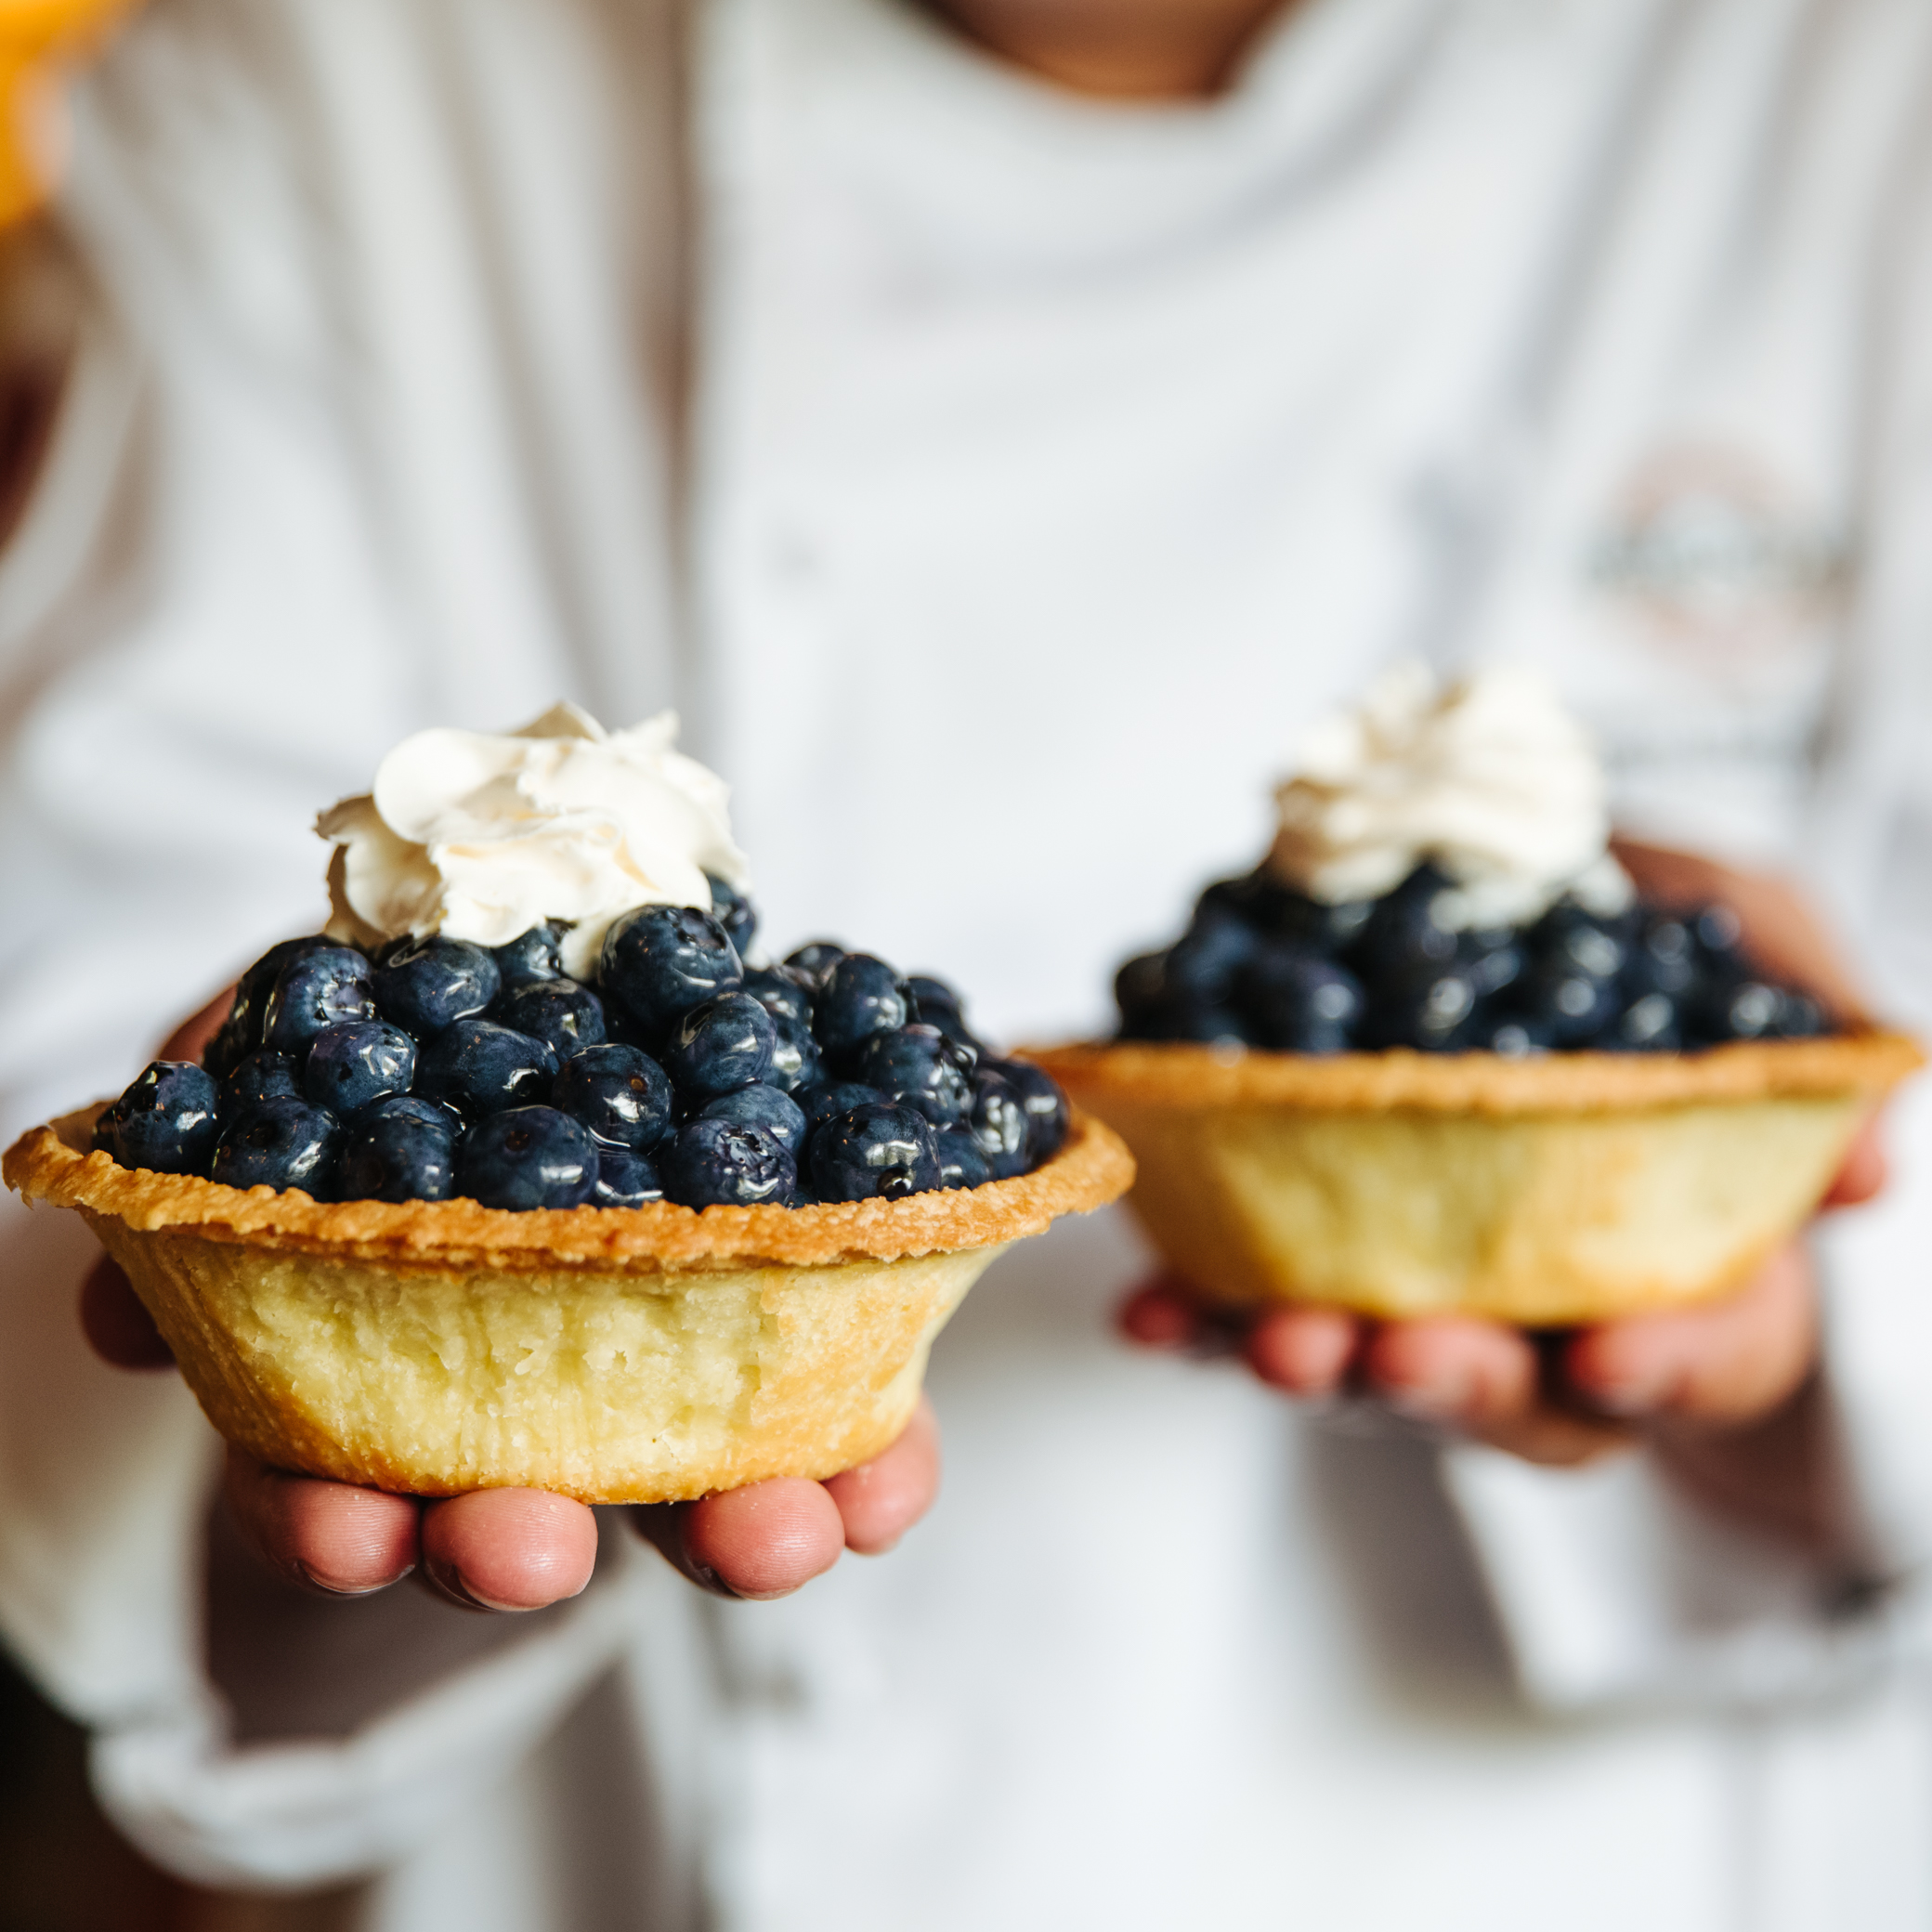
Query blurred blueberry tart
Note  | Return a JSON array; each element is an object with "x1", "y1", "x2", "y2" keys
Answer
[
  {"x1": 7, "y1": 707, "x2": 1129, "y2": 1502},
  {"x1": 1036, "y1": 666, "x2": 1918, "y2": 1324}
]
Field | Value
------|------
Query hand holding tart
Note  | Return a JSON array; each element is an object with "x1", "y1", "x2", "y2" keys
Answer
[
  {"x1": 1037, "y1": 665, "x2": 1920, "y2": 1326},
  {"x1": 6, "y1": 707, "x2": 1130, "y2": 1503}
]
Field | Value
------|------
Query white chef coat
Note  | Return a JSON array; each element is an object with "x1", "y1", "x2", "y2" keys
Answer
[{"x1": 6, "y1": 0, "x2": 1932, "y2": 1926}]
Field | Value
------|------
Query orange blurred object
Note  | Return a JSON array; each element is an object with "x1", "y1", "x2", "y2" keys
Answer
[{"x1": 0, "y1": 0, "x2": 139, "y2": 227}]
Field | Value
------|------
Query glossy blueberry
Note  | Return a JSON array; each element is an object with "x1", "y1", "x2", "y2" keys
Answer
[
  {"x1": 1348, "y1": 865, "x2": 1463, "y2": 987},
  {"x1": 416, "y1": 1019, "x2": 560, "y2": 1116},
  {"x1": 370, "y1": 936, "x2": 499, "y2": 1037},
  {"x1": 808, "y1": 1102, "x2": 941, "y2": 1203},
  {"x1": 815, "y1": 954, "x2": 911, "y2": 1064},
  {"x1": 849, "y1": 1024, "x2": 975, "y2": 1128},
  {"x1": 905, "y1": 974, "x2": 981, "y2": 1049},
  {"x1": 204, "y1": 935, "x2": 339, "y2": 1078},
  {"x1": 663, "y1": 992, "x2": 777, "y2": 1101},
  {"x1": 456, "y1": 1106, "x2": 599, "y2": 1210},
  {"x1": 1532, "y1": 917, "x2": 1626, "y2": 984},
  {"x1": 1599, "y1": 992, "x2": 1681, "y2": 1053},
  {"x1": 95, "y1": 1061, "x2": 221, "y2": 1175},
  {"x1": 1467, "y1": 1013, "x2": 1553, "y2": 1058},
  {"x1": 1462, "y1": 940, "x2": 1525, "y2": 1000},
  {"x1": 262, "y1": 947, "x2": 377, "y2": 1054},
  {"x1": 490, "y1": 922, "x2": 565, "y2": 991},
  {"x1": 964, "y1": 1070, "x2": 1029, "y2": 1180},
  {"x1": 797, "y1": 1080, "x2": 885, "y2": 1131},
  {"x1": 551, "y1": 1042, "x2": 673, "y2": 1151},
  {"x1": 1234, "y1": 946, "x2": 1362, "y2": 1053},
  {"x1": 765, "y1": 1011, "x2": 823, "y2": 1094},
  {"x1": 742, "y1": 966, "x2": 815, "y2": 1027},
  {"x1": 601, "y1": 905, "x2": 743, "y2": 1042},
  {"x1": 1115, "y1": 951, "x2": 1176, "y2": 1038},
  {"x1": 338, "y1": 1105, "x2": 455, "y2": 1204},
  {"x1": 660, "y1": 1117, "x2": 795, "y2": 1209},
  {"x1": 1690, "y1": 978, "x2": 1787, "y2": 1044},
  {"x1": 211, "y1": 1098, "x2": 343, "y2": 1197},
  {"x1": 1513, "y1": 958, "x2": 1622, "y2": 1046},
  {"x1": 987, "y1": 1059, "x2": 1068, "y2": 1163},
  {"x1": 360, "y1": 1094, "x2": 463, "y2": 1132},
  {"x1": 303, "y1": 1021, "x2": 416, "y2": 1117},
  {"x1": 591, "y1": 1147, "x2": 662, "y2": 1208},
  {"x1": 1691, "y1": 903, "x2": 1746, "y2": 966},
  {"x1": 1623, "y1": 915, "x2": 1699, "y2": 999},
  {"x1": 934, "y1": 1129, "x2": 992, "y2": 1191},
  {"x1": 219, "y1": 1051, "x2": 303, "y2": 1116},
  {"x1": 699, "y1": 1082, "x2": 807, "y2": 1155},
  {"x1": 494, "y1": 978, "x2": 606, "y2": 1061},
  {"x1": 784, "y1": 942, "x2": 847, "y2": 989},
  {"x1": 706, "y1": 873, "x2": 758, "y2": 958}
]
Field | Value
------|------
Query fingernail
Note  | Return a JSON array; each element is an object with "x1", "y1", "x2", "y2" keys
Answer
[
  {"x1": 294, "y1": 1560, "x2": 408, "y2": 1599},
  {"x1": 423, "y1": 1560, "x2": 520, "y2": 1613}
]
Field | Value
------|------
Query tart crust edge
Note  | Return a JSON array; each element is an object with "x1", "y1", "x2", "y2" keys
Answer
[{"x1": 3, "y1": 1102, "x2": 1136, "y2": 1272}]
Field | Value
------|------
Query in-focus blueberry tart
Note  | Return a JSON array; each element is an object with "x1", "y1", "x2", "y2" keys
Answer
[{"x1": 6, "y1": 708, "x2": 1130, "y2": 1501}]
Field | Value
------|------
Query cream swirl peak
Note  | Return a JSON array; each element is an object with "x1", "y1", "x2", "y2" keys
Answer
[
  {"x1": 319, "y1": 704, "x2": 751, "y2": 979},
  {"x1": 1266, "y1": 660, "x2": 1631, "y2": 931}
]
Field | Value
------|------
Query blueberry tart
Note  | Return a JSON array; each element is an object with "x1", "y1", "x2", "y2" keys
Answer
[
  {"x1": 5, "y1": 709, "x2": 1129, "y2": 1502},
  {"x1": 1036, "y1": 666, "x2": 1919, "y2": 1324}
]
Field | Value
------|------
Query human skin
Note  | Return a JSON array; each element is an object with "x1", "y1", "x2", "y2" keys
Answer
[
  {"x1": 1117, "y1": 842, "x2": 1889, "y2": 1554},
  {"x1": 920, "y1": 0, "x2": 1294, "y2": 98},
  {"x1": 79, "y1": 995, "x2": 944, "y2": 1608}
]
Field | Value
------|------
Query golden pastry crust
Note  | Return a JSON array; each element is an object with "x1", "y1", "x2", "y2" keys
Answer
[
  {"x1": 1031, "y1": 1033, "x2": 1924, "y2": 1323},
  {"x1": 4, "y1": 1103, "x2": 1133, "y2": 1502},
  {"x1": 1031, "y1": 1029, "x2": 1923, "y2": 1116},
  {"x1": 5, "y1": 1104, "x2": 1133, "y2": 1270}
]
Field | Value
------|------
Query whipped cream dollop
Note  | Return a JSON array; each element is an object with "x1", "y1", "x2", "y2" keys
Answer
[
  {"x1": 1266, "y1": 660, "x2": 1631, "y2": 930},
  {"x1": 319, "y1": 704, "x2": 750, "y2": 979}
]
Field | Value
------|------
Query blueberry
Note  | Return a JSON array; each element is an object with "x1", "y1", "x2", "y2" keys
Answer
[
  {"x1": 262, "y1": 947, "x2": 377, "y2": 1054},
  {"x1": 1778, "y1": 992, "x2": 1828, "y2": 1038},
  {"x1": 1467, "y1": 1014, "x2": 1552, "y2": 1058},
  {"x1": 660, "y1": 1117, "x2": 795, "y2": 1208},
  {"x1": 494, "y1": 979, "x2": 606, "y2": 1061},
  {"x1": 1234, "y1": 946, "x2": 1362, "y2": 1053},
  {"x1": 1600, "y1": 992, "x2": 1680, "y2": 1052},
  {"x1": 808, "y1": 1102, "x2": 941, "y2": 1203},
  {"x1": 417, "y1": 1019, "x2": 560, "y2": 1116},
  {"x1": 491, "y1": 922, "x2": 565, "y2": 991},
  {"x1": 360, "y1": 1094, "x2": 462, "y2": 1131},
  {"x1": 814, "y1": 954, "x2": 910, "y2": 1064},
  {"x1": 303, "y1": 1021, "x2": 417, "y2": 1117},
  {"x1": 784, "y1": 942, "x2": 847, "y2": 989},
  {"x1": 552, "y1": 1043, "x2": 673, "y2": 1151},
  {"x1": 94, "y1": 1062, "x2": 221, "y2": 1175},
  {"x1": 211, "y1": 1097, "x2": 343, "y2": 1197},
  {"x1": 797, "y1": 1080, "x2": 885, "y2": 1131},
  {"x1": 742, "y1": 966, "x2": 815, "y2": 1027},
  {"x1": 1156, "y1": 1001, "x2": 1252, "y2": 1048},
  {"x1": 456, "y1": 1106, "x2": 599, "y2": 1210},
  {"x1": 706, "y1": 873, "x2": 758, "y2": 958},
  {"x1": 219, "y1": 1051, "x2": 303, "y2": 1116},
  {"x1": 1624, "y1": 915, "x2": 1699, "y2": 999},
  {"x1": 1512, "y1": 958, "x2": 1621, "y2": 1046},
  {"x1": 765, "y1": 1011, "x2": 824, "y2": 1094},
  {"x1": 1115, "y1": 951, "x2": 1176, "y2": 1038},
  {"x1": 1161, "y1": 907, "x2": 1259, "y2": 1007},
  {"x1": 601, "y1": 905, "x2": 743, "y2": 1041},
  {"x1": 338, "y1": 1105, "x2": 455, "y2": 1204},
  {"x1": 370, "y1": 936, "x2": 500, "y2": 1037},
  {"x1": 1691, "y1": 978, "x2": 1787, "y2": 1044},
  {"x1": 986, "y1": 1059, "x2": 1069, "y2": 1163},
  {"x1": 663, "y1": 992, "x2": 777, "y2": 1101},
  {"x1": 204, "y1": 935, "x2": 338, "y2": 1078},
  {"x1": 1531, "y1": 916, "x2": 1626, "y2": 984},
  {"x1": 965, "y1": 1070, "x2": 1029, "y2": 1180},
  {"x1": 850, "y1": 1024, "x2": 976, "y2": 1127},
  {"x1": 1692, "y1": 903, "x2": 1746, "y2": 966},
  {"x1": 699, "y1": 1082, "x2": 808, "y2": 1155},
  {"x1": 1348, "y1": 865, "x2": 1463, "y2": 985},
  {"x1": 934, "y1": 1128, "x2": 992, "y2": 1192},
  {"x1": 591, "y1": 1147, "x2": 663, "y2": 1208},
  {"x1": 905, "y1": 974, "x2": 981, "y2": 1049},
  {"x1": 1462, "y1": 940, "x2": 1525, "y2": 1000}
]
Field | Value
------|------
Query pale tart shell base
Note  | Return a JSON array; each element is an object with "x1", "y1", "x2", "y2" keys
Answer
[
  {"x1": 1033, "y1": 1036, "x2": 1922, "y2": 1325},
  {"x1": 5, "y1": 1106, "x2": 1132, "y2": 1503}
]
